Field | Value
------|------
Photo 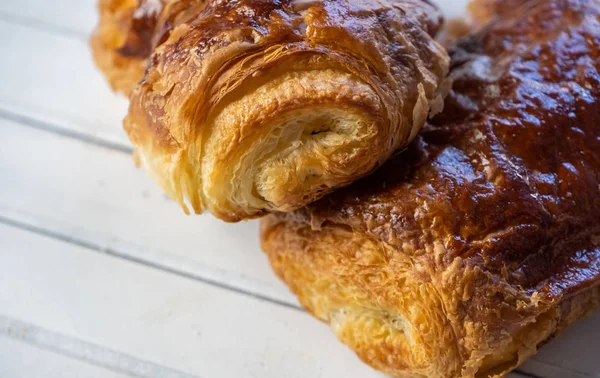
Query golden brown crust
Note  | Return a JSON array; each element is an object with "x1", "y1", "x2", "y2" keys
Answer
[
  {"x1": 92, "y1": 0, "x2": 450, "y2": 221},
  {"x1": 261, "y1": 0, "x2": 600, "y2": 376},
  {"x1": 91, "y1": 0, "x2": 165, "y2": 94}
]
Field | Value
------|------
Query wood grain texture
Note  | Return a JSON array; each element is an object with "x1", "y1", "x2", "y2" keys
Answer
[
  {"x1": 0, "y1": 336, "x2": 134, "y2": 378},
  {"x1": 0, "y1": 0, "x2": 96, "y2": 35},
  {"x1": 0, "y1": 20, "x2": 129, "y2": 146},
  {"x1": 0, "y1": 223, "x2": 386, "y2": 378},
  {"x1": 0, "y1": 316, "x2": 197, "y2": 378}
]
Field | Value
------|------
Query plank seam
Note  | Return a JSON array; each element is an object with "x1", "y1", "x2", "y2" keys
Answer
[
  {"x1": 0, "y1": 214, "x2": 303, "y2": 312},
  {"x1": 512, "y1": 371, "x2": 545, "y2": 378},
  {"x1": 0, "y1": 11, "x2": 86, "y2": 41},
  {"x1": 0, "y1": 315, "x2": 201, "y2": 378},
  {"x1": 0, "y1": 108, "x2": 133, "y2": 154},
  {"x1": 521, "y1": 360, "x2": 596, "y2": 378}
]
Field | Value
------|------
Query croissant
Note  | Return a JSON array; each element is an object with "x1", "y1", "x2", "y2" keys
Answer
[
  {"x1": 91, "y1": 0, "x2": 159, "y2": 94},
  {"x1": 91, "y1": 0, "x2": 450, "y2": 221},
  {"x1": 261, "y1": 0, "x2": 600, "y2": 377}
]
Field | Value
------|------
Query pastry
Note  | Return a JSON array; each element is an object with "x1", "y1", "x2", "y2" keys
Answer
[
  {"x1": 261, "y1": 0, "x2": 600, "y2": 377},
  {"x1": 92, "y1": 0, "x2": 450, "y2": 221},
  {"x1": 91, "y1": 0, "x2": 164, "y2": 94}
]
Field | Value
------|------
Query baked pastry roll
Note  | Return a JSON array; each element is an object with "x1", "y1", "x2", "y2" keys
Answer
[
  {"x1": 91, "y1": 0, "x2": 164, "y2": 94},
  {"x1": 261, "y1": 0, "x2": 600, "y2": 377},
  {"x1": 92, "y1": 0, "x2": 449, "y2": 221}
]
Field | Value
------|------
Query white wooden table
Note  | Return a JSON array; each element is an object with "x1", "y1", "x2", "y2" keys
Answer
[{"x1": 0, "y1": 1, "x2": 598, "y2": 377}]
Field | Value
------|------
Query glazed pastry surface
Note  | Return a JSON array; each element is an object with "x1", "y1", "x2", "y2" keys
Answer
[
  {"x1": 261, "y1": 0, "x2": 600, "y2": 376},
  {"x1": 91, "y1": 0, "x2": 449, "y2": 221}
]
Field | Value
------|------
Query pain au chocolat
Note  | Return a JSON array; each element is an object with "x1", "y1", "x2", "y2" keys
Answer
[
  {"x1": 91, "y1": 0, "x2": 449, "y2": 221},
  {"x1": 261, "y1": 0, "x2": 600, "y2": 377}
]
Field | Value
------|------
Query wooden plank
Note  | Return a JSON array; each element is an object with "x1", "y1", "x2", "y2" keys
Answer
[
  {"x1": 0, "y1": 118, "x2": 296, "y2": 307},
  {"x1": 0, "y1": 0, "x2": 96, "y2": 35},
  {"x1": 0, "y1": 20, "x2": 130, "y2": 147},
  {"x1": 0, "y1": 316, "x2": 195, "y2": 378},
  {"x1": 0, "y1": 222, "x2": 385, "y2": 378},
  {"x1": 0, "y1": 336, "x2": 133, "y2": 378}
]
